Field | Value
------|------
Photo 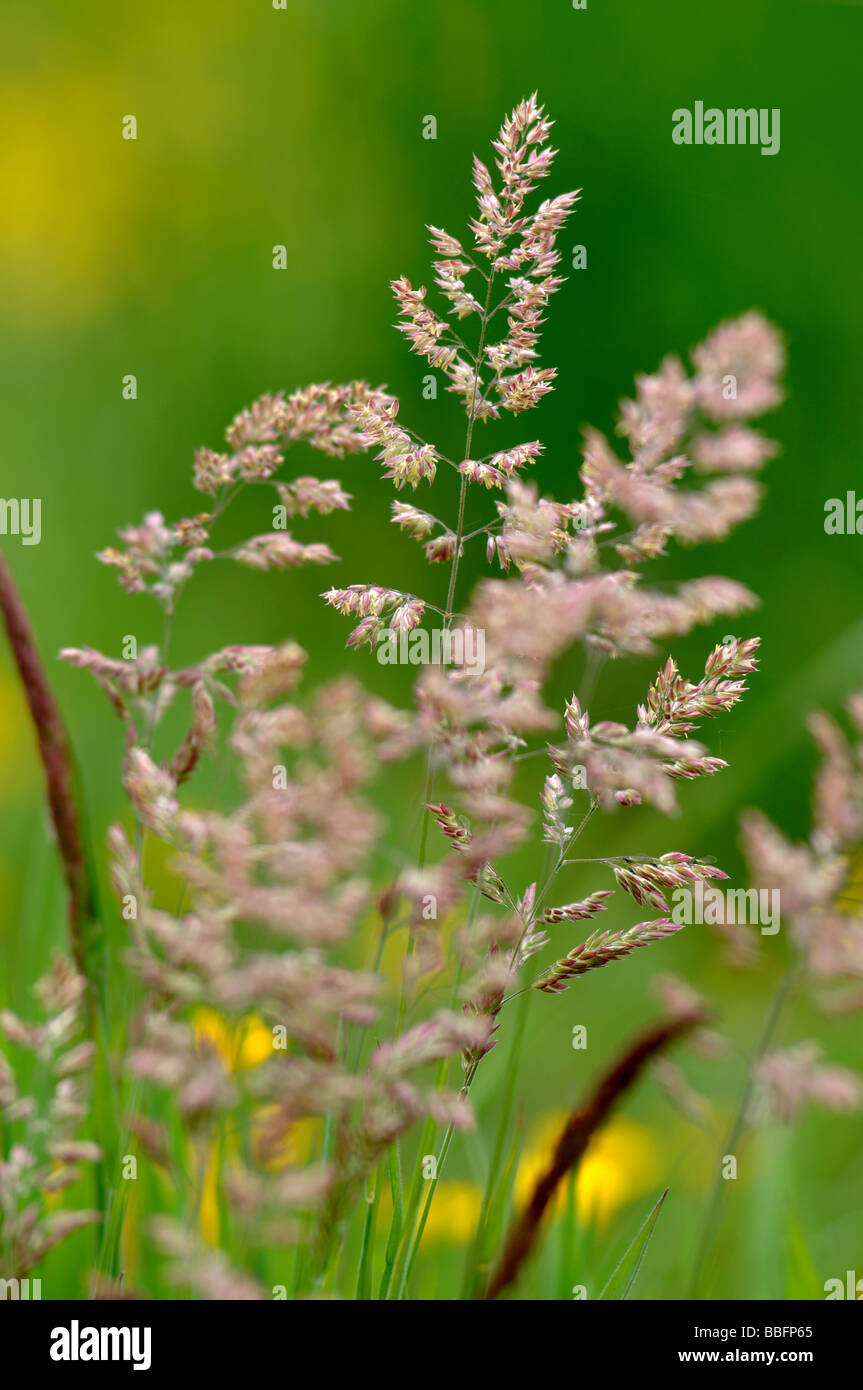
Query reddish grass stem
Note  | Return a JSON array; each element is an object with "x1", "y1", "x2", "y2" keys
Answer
[
  {"x1": 0, "y1": 547, "x2": 99, "y2": 988},
  {"x1": 481, "y1": 1009, "x2": 706, "y2": 1300}
]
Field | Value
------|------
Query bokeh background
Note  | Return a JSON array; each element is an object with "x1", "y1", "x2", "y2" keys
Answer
[{"x1": 1, "y1": 0, "x2": 862, "y2": 1298}]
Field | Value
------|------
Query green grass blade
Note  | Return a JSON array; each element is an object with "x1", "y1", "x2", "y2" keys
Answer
[
  {"x1": 356, "y1": 1164, "x2": 382, "y2": 1300},
  {"x1": 377, "y1": 1140, "x2": 404, "y2": 1299},
  {"x1": 599, "y1": 1187, "x2": 669, "y2": 1300},
  {"x1": 783, "y1": 1206, "x2": 823, "y2": 1301}
]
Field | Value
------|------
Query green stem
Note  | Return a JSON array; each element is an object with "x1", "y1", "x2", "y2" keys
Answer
[
  {"x1": 397, "y1": 1063, "x2": 477, "y2": 1299},
  {"x1": 355, "y1": 1165, "x2": 382, "y2": 1300},
  {"x1": 377, "y1": 1141, "x2": 405, "y2": 1299},
  {"x1": 460, "y1": 982, "x2": 533, "y2": 1298},
  {"x1": 444, "y1": 271, "x2": 495, "y2": 621},
  {"x1": 689, "y1": 960, "x2": 800, "y2": 1296},
  {"x1": 533, "y1": 800, "x2": 599, "y2": 921}
]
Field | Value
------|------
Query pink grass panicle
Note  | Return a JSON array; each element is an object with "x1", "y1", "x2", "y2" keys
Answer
[{"x1": 51, "y1": 96, "x2": 812, "y2": 1300}]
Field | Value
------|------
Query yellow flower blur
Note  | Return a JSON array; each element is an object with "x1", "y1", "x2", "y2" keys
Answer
[
  {"x1": 418, "y1": 1181, "x2": 482, "y2": 1246},
  {"x1": 515, "y1": 1113, "x2": 659, "y2": 1228},
  {"x1": 191, "y1": 1009, "x2": 318, "y2": 1244},
  {"x1": 193, "y1": 1007, "x2": 274, "y2": 1071}
]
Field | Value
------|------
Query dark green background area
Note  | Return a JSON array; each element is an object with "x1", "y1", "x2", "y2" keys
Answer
[{"x1": 1, "y1": 0, "x2": 861, "y2": 1297}]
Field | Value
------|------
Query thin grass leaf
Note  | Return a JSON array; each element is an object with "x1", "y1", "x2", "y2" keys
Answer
[
  {"x1": 398, "y1": 1120, "x2": 457, "y2": 1299},
  {"x1": 598, "y1": 1187, "x2": 669, "y2": 1300},
  {"x1": 482, "y1": 1011, "x2": 704, "y2": 1300},
  {"x1": 783, "y1": 1206, "x2": 823, "y2": 1301},
  {"x1": 556, "y1": 1173, "x2": 577, "y2": 1300},
  {"x1": 356, "y1": 1165, "x2": 382, "y2": 1300},
  {"x1": 377, "y1": 1140, "x2": 404, "y2": 1299}
]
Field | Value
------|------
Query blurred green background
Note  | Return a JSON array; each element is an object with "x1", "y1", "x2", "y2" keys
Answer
[{"x1": 1, "y1": 0, "x2": 862, "y2": 1298}]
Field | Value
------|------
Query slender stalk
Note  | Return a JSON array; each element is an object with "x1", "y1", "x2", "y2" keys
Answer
[
  {"x1": 0, "y1": 546, "x2": 102, "y2": 994},
  {"x1": 444, "y1": 271, "x2": 495, "y2": 621},
  {"x1": 377, "y1": 1140, "x2": 405, "y2": 1299},
  {"x1": 460, "y1": 982, "x2": 532, "y2": 1298},
  {"x1": 383, "y1": 277, "x2": 497, "y2": 1274},
  {"x1": 384, "y1": 1057, "x2": 448, "y2": 1298},
  {"x1": 399, "y1": 1108, "x2": 462, "y2": 1297},
  {"x1": 689, "y1": 961, "x2": 800, "y2": 1296},
  {"x1": 482, "y1": 1010, "x2": 705, "y2": 1300},
  {"x1": 397, "y1": 809, "x2": 598, "y2": 1289},
  {"x1": 387, "y1": 951, "x2": 474, "y2": 1296},
  {"x1": 533, "y1": 799, "x2": 599, "y2": 920},
  {"x1": 0, "y1": 549, "x2": 124, "y2": 1270},
  {"x1": 355, "y1": 1165, "x2": 382, "y2": 1300},
  {"x1": 415, "y1": 270, "x2": 497, "y2": 884}
]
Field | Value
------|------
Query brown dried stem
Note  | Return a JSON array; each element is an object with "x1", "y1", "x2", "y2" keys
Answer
[
  {"x1": 0, "y1": 547, "x2": 100, "y2": 991},
  {"x1": 481, "y1": 1009, "x2": 706, "y2": 1300}
]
